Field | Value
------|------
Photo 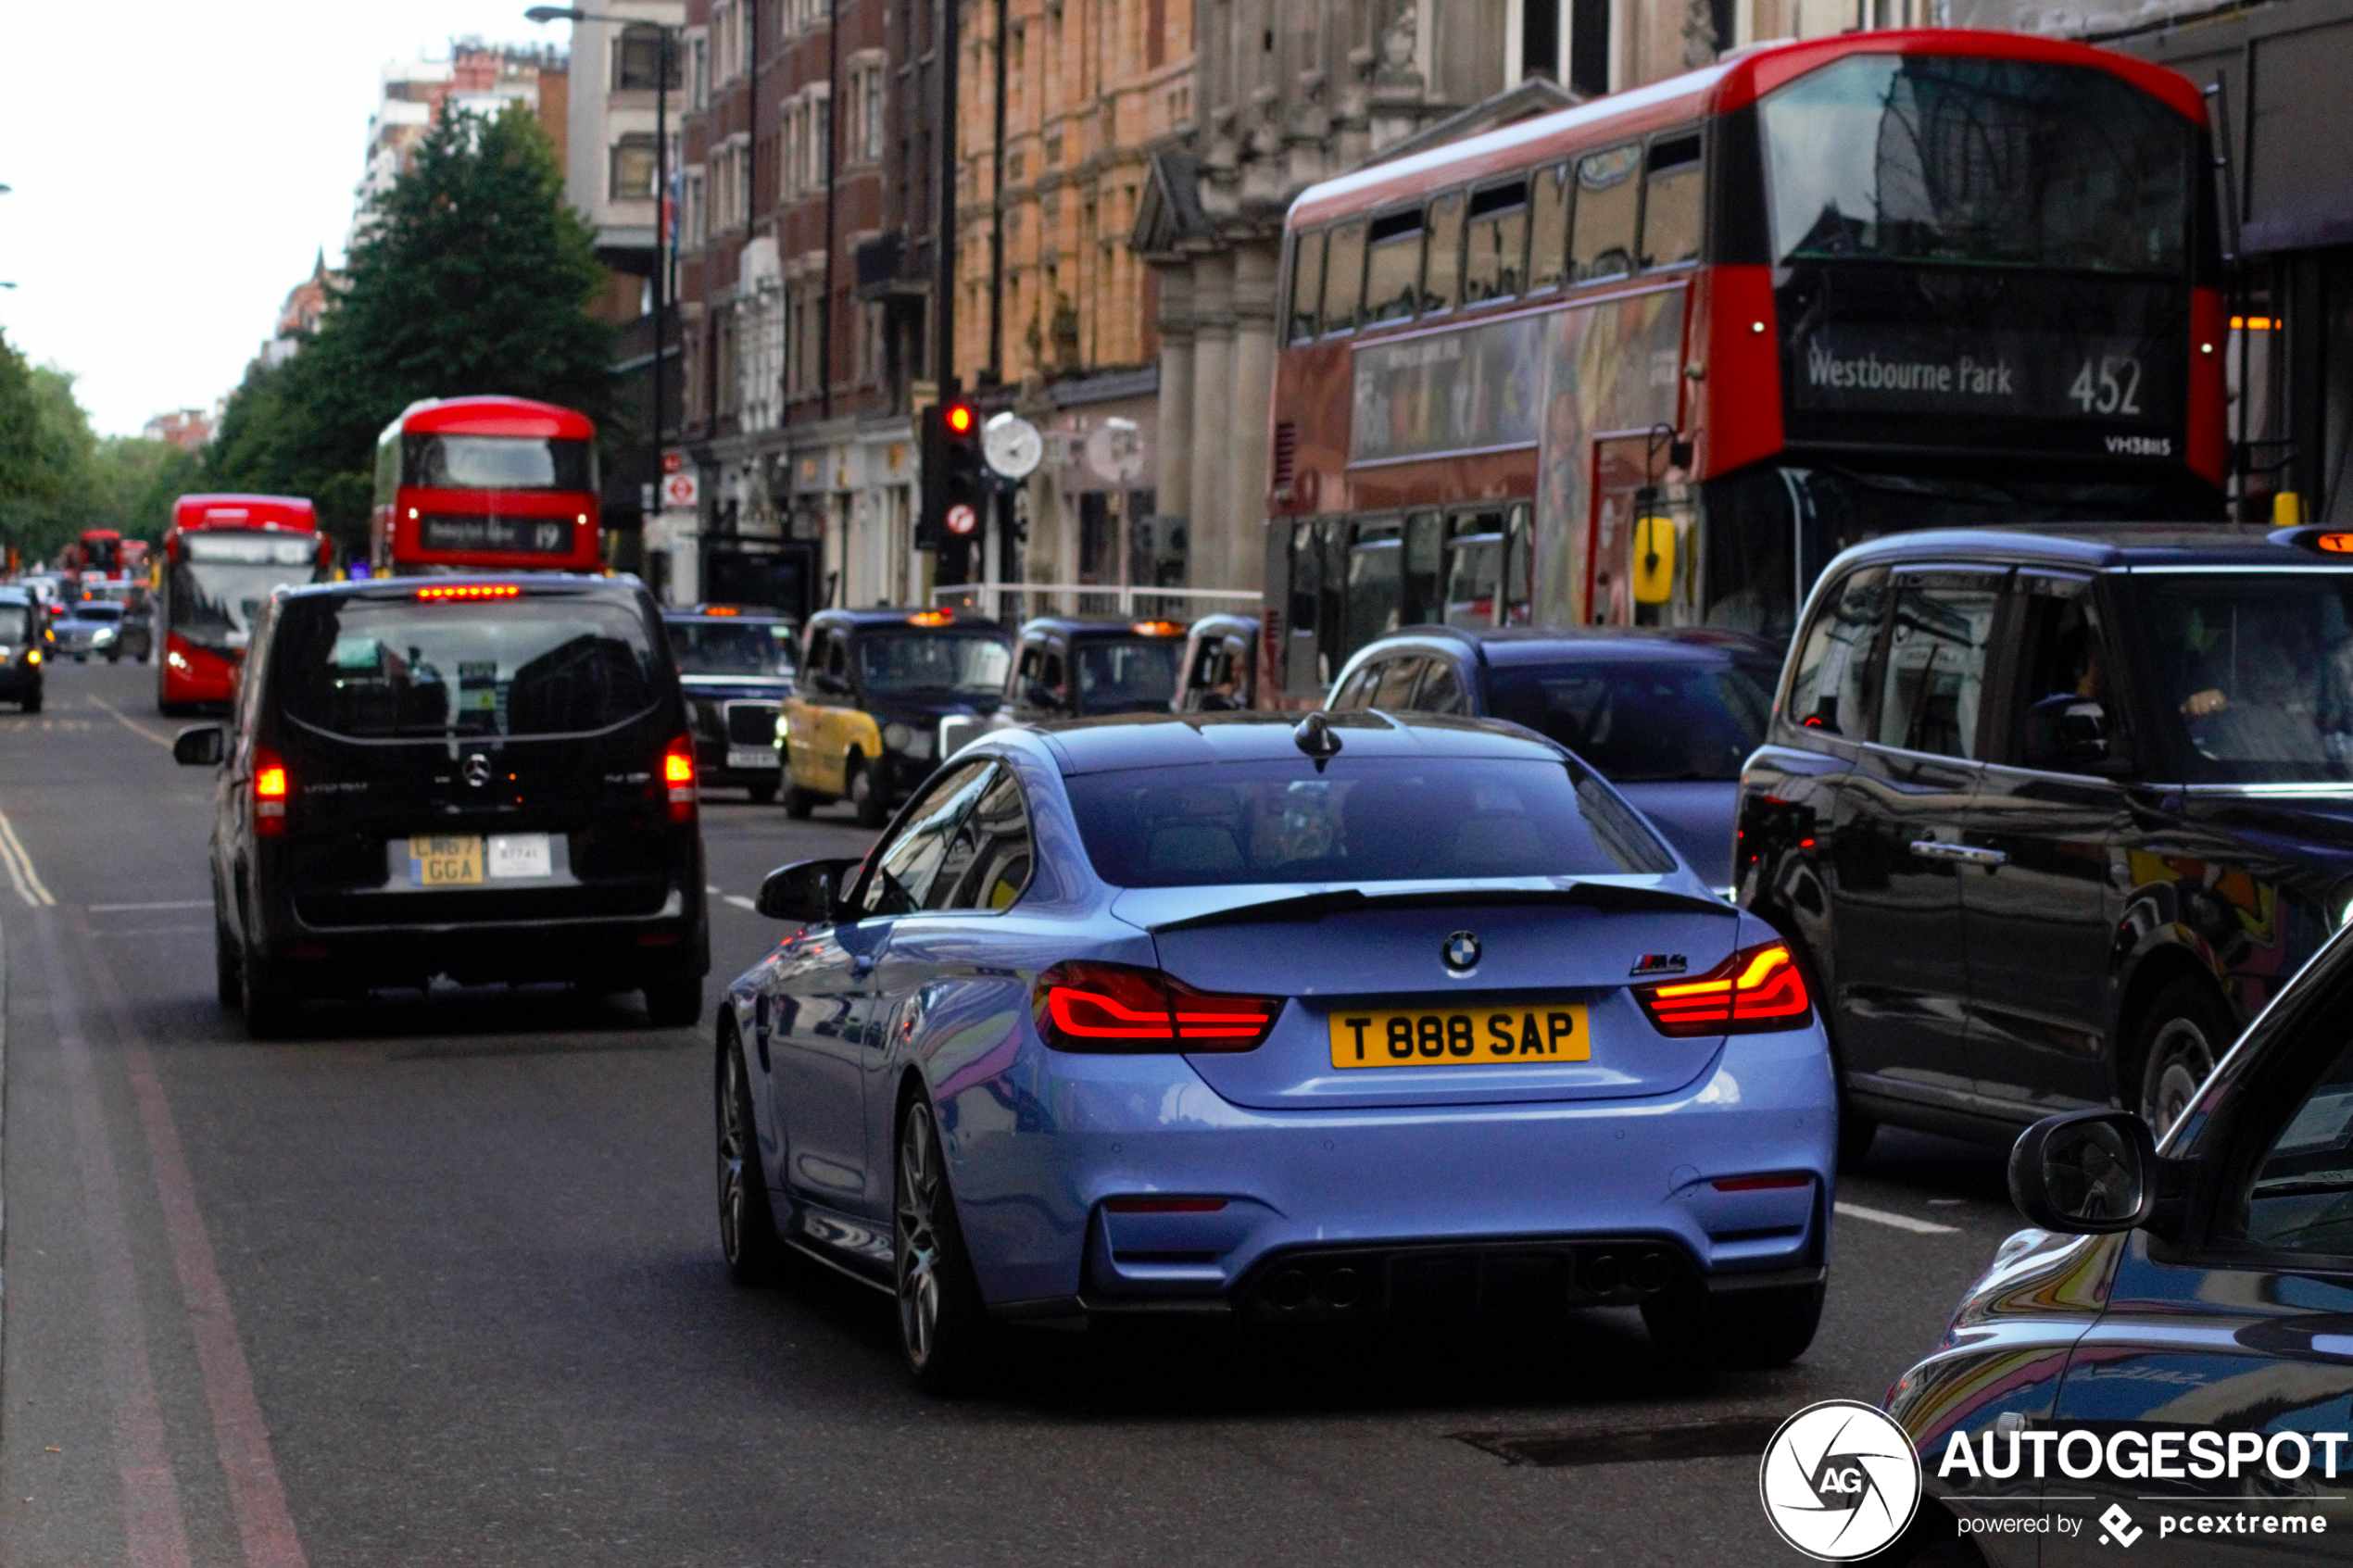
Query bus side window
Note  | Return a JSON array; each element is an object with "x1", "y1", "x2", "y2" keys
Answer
[
  {"x1": 1422, "y1": 191, "x2": 1464, "y2": 314},
  {"x1": 1463, "y1": 180, "x2": 1529, "y2": 303},
  {"x1": 1323, "y1": 221, "x2": 1366, "y2": 333},
  {"x1": 1504, "y1": 504, "x2": 1532, "y2": 626},
  {"x1": 1528, "y1": 165, "x2": 1570, "y2": 292},
  {"x1": 1363, "y1": 208, "x2": 1425, "y2": 324},
  {"x1": 1288, "y1": 228, "x2": 1326, "y2": 341},
  {"x1": 1572, "y1": 144, "x2": 1642, "y2": 282},
  {"x1": 1641, "y1": 132, "x2": 1705, "y2": 270}
]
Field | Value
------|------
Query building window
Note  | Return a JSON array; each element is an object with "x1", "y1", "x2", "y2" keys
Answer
[
  {"x1": 690, "y1": 34, "x2": 710, "y2": 107},
  {"x1": 612, "y1": 31, "x2": 681, "y2": 91},
  {"x1": 685, "y1": 168, "x2": 707, "y2": 246},
  {"x1": 610, "y1": 133, "x2": 660, "y2": 200},
  {"x1": 858, "y1": 63, "x2": 885, "y2": 160}
]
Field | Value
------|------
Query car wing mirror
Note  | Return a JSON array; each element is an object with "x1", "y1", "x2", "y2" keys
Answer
[
  {"x1": 755, "y1": 857, "x2": 861, "y2": 923},
  {"x1": 1024, "y1": 682, "x2": 1063, "y2": 710},
  {"x1": 2023, "y1": 695, "x2": 2113, "y2": 771},
  {"x1": 171, "y1": 724, "x2": 226, "y2": 767},
  {"x1": 2010, "y1": 1109, "x2": 2182, "y2": 1236}
]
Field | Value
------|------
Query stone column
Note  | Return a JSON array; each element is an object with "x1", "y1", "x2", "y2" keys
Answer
[
  {"x1": 1188, "y1": 252, "x2": 1237, "y2": 589},
  {"x1": 1154, "y1": 267, "x2": 1197, "y2": 579},
  {"x1": 1225, "y1": 242, "x2": 1278, "y2": 597}
]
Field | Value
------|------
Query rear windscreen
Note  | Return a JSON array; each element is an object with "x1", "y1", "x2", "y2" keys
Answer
[
  {"x1": 1486, "y1": 658, "x2": 1776, "y2": 782},
  {"x1": 1063, "y1": 756, "x2": 1676, "y2": 888},
  {"x1": 1074, "y1": 637, "x2": 1182, "y2": 715},
  {"x1": 0, "y1": 605, "x2": 33, "y2": 646},
  {"x1": 273, "y1": 594, "x2": 662, "y2": 738}
]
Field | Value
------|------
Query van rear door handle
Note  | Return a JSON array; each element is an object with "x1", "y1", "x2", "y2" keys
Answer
[{"x1": 1910, "y1": 839, "x2": 2007, "y2": 868}]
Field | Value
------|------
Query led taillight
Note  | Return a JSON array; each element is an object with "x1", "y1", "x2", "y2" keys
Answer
[
  {"x1": 1633, "y1": 942, "x2": 1812, "y2": 1037},
  {"x1": 1032, "y1": 960, "x2": 1279, "y2": 1054},
  {"x1": 662, "y1": 736, "x2": 697, "y2": 822},
  {"x1": 254, "y1": 747, "x2": 290, "y2": 837}
]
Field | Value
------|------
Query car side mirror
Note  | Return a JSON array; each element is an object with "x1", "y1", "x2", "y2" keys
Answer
[
  {"x1": 1024, "y1": 682, "x2": 1063, "y2": 711},
  {"x1": 2023, "y1": 695, "x2": 2112, "y2": 772},
  {"x1": 2010, "y1": 1109, "x2": 2162, "y2": 1234},
  {"x1": 755, "y1": 857, "x2": 861, "y2": 923},
  {"x1": 806, "y1": 670, "x2": 849, "y2": 698},
  {"x1": 172, "y1": 725, "x2": 226, "y2": 767}
]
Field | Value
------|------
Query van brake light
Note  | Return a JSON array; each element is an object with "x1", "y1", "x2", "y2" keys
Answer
[
  {"x1": 1632, "y1": 942, "x2": 1811, "y2": 1036},
  {"x1": 1032, "y1": 960, "x2": 1279, "y2": 1053},
  {"x1": 662, "y1": 736, "x2": 697, "y2": 822},
  {"x1": 254, "y1": 747, "x2": 290, "y2": 836}
]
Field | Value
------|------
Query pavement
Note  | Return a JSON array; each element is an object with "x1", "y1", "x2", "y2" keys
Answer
[{"x1": 0, "y1": 659, "x2": 2021, "y2": 1566}]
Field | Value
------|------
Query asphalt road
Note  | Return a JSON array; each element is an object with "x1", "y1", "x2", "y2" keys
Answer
[{"x1": 0, "y1": 659, "x2": 2020, "y2": 1567}]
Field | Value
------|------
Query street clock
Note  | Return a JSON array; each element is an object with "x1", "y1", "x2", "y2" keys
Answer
[{"x1": 982, "y1": 412, "x2": 1044, "y2": 481}]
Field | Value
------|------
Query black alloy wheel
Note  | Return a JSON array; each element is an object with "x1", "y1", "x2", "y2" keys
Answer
[
  {"x1": 848, "y1": 757, "x2": 889, "y2": 829},
  {"x1": 717, "y1": 1024, "x2": 787, "y2": 1285},
  {"x1": 893, "y1": 1097, "x2": 989, "y2": 1393},
  {"x1": 19, "y1": 691, "x2": 37, "y2": 714},
  {"x1": 782, "y1": 784, "x2": 816, "y2": 820},
  {"x1": 2135, "y1": 976, "x2": 2234, "y2": 1139},
  {"x1": 746, "y1": 778, "x2": 778, "y2": 805}
]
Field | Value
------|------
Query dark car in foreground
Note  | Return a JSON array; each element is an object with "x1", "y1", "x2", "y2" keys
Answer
[
  {"x1": 0, "y1": 589, "x2": 45, "y2": 711},
  {"x1": 1327, "y1": 626, "x2": 1780, "y2": 894},
  {"x1": 720, "y1": 710, "x2": 1836, "y2": 1391},
  {"x1": 1741, "y1": 524, "x2": 2353, "y2": 1163},
  {"x1": 172, "y1": 574, "x2": 709, "y2": 1037},
  {"x1": 1881, "y1": 922, "x2": 2353, "y2": 1564},
  {"x1": 665, "y1": 606, "x2": 796, "y2": 803}
]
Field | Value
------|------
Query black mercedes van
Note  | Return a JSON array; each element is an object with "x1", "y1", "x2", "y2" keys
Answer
[{"x1": 174, "y1": 575, "x2": 709, "y2": 1037}]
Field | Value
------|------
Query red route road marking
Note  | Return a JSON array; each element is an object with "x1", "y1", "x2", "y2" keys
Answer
[
  {"x1": 33, "y1": 909, "x2": 194, "y2": 1568},
  {"x1": 73, "y1": 910, "x2": 309, "y2": 1568}
]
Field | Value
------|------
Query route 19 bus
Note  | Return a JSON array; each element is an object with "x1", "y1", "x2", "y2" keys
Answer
[
  {"x1": 371, "y1": 395, "x2": 602, "y2": 575},
  {"x1": 158, "y1": 495, "x2": 331, "y2": 715},
  {"x1": 1264, "y1": 31, "x2": 2227, "y2": 701}
]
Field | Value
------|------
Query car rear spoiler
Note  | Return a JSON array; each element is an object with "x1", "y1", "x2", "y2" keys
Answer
[{"x1": 1147, "y1": 883, "x2": 1737, "y2": 934}]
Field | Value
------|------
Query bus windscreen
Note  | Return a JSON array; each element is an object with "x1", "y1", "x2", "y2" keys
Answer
[
  {"x1": 1760, "y1": 56, "x2": 2191, "y2": 276},
  {"x1": 170, "y1": 533, "x2": 322, "y2": 651},
  {"x1": 403, "y1": 434, "x2": 596, "y2": 492}
]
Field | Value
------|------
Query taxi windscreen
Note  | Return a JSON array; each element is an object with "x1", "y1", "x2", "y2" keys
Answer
[
  {"x1": 667, "y1": 619, "x2": 792, "y2": 677},
  {"x1": 1074, "y1": 637, "x2": 1181, "y2": 715},
  {"x1": 274, "y1": 594, "x2": 662, "y2": 738},
  {"x1": 1063, "y1": 757, "x2": 1676, "y2": 888},
  {"x1": 857, "y1": 632, "x2": 1011, "y2": 697}
]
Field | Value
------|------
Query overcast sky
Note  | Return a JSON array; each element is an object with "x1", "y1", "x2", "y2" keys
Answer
[{"x1": 0, "y1": 1, "x2": 573, "y2": 437}]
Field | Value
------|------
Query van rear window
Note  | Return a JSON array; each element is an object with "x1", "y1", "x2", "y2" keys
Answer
[{"x1": 273, "y1": 593, "x2": 662, "y2": 738}]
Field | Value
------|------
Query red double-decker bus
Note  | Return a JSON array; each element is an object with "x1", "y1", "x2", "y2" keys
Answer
[
  {"x1": 371, "y1": 395, "x2": 602, "y2": 575},
  {"x1": 158, "y1": 495, "x2": 331, "y2": 714},
  {"x1": 1263, "y1": 31, "x2": 2227, "y2": 700}
]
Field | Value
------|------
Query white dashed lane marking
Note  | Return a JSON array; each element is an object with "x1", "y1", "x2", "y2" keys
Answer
[{"x1": 1835, "y1": 1200, "x2": 1961, "y2": 1236}]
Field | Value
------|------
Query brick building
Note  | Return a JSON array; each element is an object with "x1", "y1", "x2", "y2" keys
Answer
[{"x1": 356, "y1": 41, "x2": 570, "y2": 242}]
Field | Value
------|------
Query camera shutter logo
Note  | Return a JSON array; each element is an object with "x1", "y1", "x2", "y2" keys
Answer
[{"x1": 1758, "y1": 1400, "x2": 1921, "y2": 1561}]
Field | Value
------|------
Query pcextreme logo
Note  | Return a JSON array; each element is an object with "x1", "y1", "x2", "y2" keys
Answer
[{"x1": 1758, "y1": 1400, "x2": 1923, "y2": 1562}]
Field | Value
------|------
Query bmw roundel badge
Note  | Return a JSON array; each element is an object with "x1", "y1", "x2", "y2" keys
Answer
[{"x1": 1442, "y1": 931, "x2": 1481, "y2": 972}]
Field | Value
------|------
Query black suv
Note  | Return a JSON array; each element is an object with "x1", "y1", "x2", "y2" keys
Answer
[
  {"x1": 174, "y1": 575, "x2": 708, "y2": 1037},
  {"x1": 1740, "y1": 524, "x2": 2353, "y2": 1161}
]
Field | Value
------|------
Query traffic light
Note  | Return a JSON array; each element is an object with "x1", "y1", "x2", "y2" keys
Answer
[{"x1": 917, "y1": 399, "x2": 986, "y2": 550}]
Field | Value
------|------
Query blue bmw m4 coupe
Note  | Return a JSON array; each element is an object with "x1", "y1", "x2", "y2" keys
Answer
[{"x1": 717, "y1": 710, "x2": 1838, "y2": 1389}]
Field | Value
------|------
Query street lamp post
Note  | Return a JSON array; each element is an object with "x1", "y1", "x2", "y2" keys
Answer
[{"x1": 526, "y1": 7, "x2": 678, "y2": 530}]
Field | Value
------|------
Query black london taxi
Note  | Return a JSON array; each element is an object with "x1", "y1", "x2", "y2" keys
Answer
[
  {"x1": 779, "y1": 608, "x2": 1012, "y2": 826},
  {"x1": 1171, "y1": 612, "x2": 1260, "y2": 711},
  {"x1": 171, "y1": 575, "x2": 708, "y2": 1037},
  {"x1": 0, "y1": 588, "x2": 47, "y2": 712},
  {"x1": 1740, "y1": 523, "x2": 2353, "y2": 1165},
  {"x1": 1880, "y1": 922, "x2": 2353, "y2": 1564},
  {"x1": 1328, "y1": 624, "x2": 1780, "y2": 892},
  {"x1": 1000, "y1": 613, "x2": 1188, "y2": 723},
  {"x1": 664, "y1": 605, "x2": 797, "y2": 803}
]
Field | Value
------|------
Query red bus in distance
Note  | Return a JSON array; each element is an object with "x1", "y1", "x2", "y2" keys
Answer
[
  {"x1": 371, "y1": 395, "x2": 601, "y2": 575},
  {"x1": 158, "y1": 495, "x2": 331, "y2": 715},
  {"x1": 1263, "y1": 31, "x2": 2227, "y2": 701}
]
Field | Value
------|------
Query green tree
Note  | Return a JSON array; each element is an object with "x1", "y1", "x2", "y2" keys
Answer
[
  {"x1": 87, "y1": 436, "x2": 203, "y2": 542},
  {"x1": 0, "y1": 334, "x2": 102, "y2": 566},
  {"x1": 207, "y1": 102, "x2": 616, "y2": 552}
]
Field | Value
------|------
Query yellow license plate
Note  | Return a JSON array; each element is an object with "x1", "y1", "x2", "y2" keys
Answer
[
  {"x1": 1327, "y1": 1004, "x2": 1590, "y2": 1069},
  {"x1": 411, "y1": 835, "x2": 484, "y2": 887}
]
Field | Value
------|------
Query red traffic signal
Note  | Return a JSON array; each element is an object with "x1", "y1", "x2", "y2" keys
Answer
[{"x1": 945, "y1": 403, "x2": 976, "y2": 436}]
